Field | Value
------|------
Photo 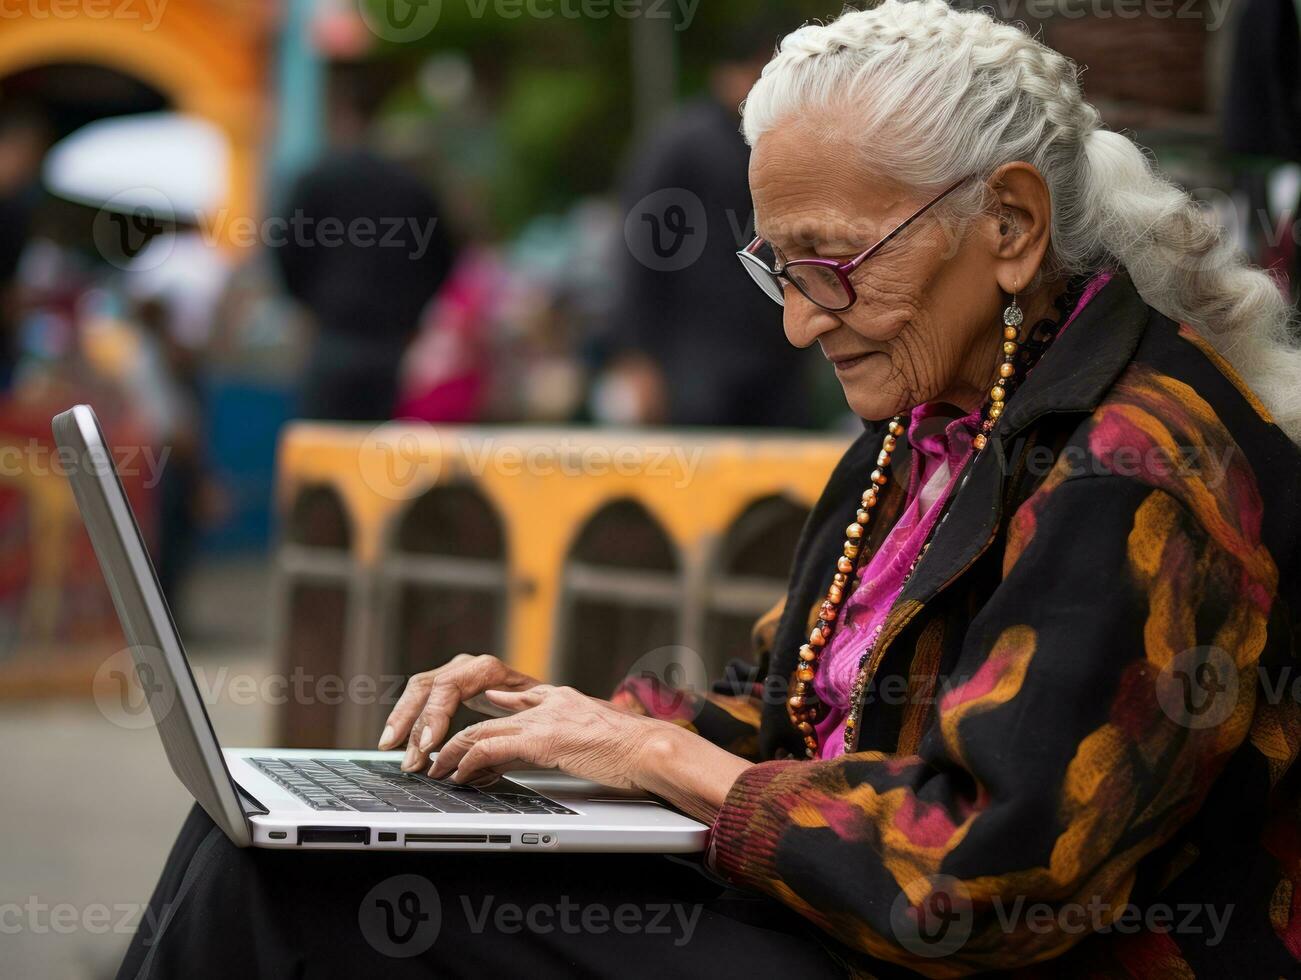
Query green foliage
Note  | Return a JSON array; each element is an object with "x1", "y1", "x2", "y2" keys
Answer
[{"x1": 357, "y1": 0, "x2": 850, "y2": 232}]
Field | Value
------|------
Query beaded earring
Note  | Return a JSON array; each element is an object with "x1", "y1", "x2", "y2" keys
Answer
[{"x1": 975, "y1": 287, "x2": 1023, "y2": 451}]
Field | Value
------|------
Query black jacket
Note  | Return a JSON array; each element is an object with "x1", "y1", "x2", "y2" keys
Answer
[{"x1": 621, "y1": 272, "x2": 1301, "y2": 975}]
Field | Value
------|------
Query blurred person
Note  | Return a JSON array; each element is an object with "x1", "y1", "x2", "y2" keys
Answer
[
  {"x1": 123, "y1": 228, "x2": 233, "y2": 605},
  {"x1": 599, "y1": 21, "x2": 816, "y2": 427},
  {"x1": 120, "y1": 4, "x2": 1301, "y2": 977},
  {"x1": 272, "y1": 62, "x2": 456, "y2": 422},
  {"x1": 0, "y1": 103, "x2": 51, "y2": 391},
  {"x1": 393, "y1": 246, "x2": 497, "y2": 422},
  {"x1": 1222, "y1": 0, "x2": 1301, "y2": 304}
]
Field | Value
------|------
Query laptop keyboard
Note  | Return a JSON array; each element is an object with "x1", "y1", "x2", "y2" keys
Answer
[{"x1": 248, "y1": 757, "x2": 577, "y2": 815}]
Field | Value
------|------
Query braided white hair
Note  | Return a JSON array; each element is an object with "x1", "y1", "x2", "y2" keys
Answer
[{"x1": 743, "y1": 0, "x2": 1301, "y2": 442}]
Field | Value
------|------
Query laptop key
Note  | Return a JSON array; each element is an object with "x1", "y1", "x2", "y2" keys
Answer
[{"x1": 430, "y1": 801, "x2": 479, "y2": 813}]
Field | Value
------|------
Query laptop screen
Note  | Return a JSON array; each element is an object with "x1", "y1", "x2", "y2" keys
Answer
[{"x1": 53, "y1": 404, "x2": 253, "y2": 846}]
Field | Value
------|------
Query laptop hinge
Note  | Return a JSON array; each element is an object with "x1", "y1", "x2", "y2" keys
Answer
[{"x1": 235, "y1": 782, "x2": 269, "y2": 816}]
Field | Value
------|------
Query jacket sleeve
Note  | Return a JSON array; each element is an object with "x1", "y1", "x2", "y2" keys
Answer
[
  {"x1": 610, "y1": 599, "x2": 785, "y2": 762},
  {"x1": 707, "y1": 471, "x2": 1280, "y2": 974}
]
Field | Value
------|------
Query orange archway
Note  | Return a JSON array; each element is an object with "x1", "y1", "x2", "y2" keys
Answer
[{"x1": 0, "y1": 0, "x2": 273, "y2": 243}]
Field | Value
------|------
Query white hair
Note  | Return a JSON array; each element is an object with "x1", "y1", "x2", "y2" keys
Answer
[{"x1": 742, "y1": 0, "x2": 1301, "y2": 442}]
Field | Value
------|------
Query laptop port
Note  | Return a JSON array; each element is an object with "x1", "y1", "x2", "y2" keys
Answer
[
  {"x1": 298, "y1": 827, "x2": 369, "y2": 845},
  {"x1": 404, "y1": 833, "x2": 512, "y2": 846}
]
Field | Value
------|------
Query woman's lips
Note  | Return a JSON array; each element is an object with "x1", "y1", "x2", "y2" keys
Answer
[{"x1": 830, "y1": 351, "x2": 878, "y2": 374}]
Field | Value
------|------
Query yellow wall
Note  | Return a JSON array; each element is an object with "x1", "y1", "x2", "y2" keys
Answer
[{"x1": 277, "y1": 424, "x2": 850, "y2": 716}]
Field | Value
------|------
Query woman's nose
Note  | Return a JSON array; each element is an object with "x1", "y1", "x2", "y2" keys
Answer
[{"x1": 783, "y1": 289, "x2": 841, "y2": 349}]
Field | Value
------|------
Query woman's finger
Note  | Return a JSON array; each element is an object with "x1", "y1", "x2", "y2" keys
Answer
[
  {"x1": 450, "y1": 735, "x2": 531, "y2": 783},
  {"x1": 427, "y1": 718, "x2": 521, "y2": 778},
  {"x1": 379, "y1": 671, "x2": 436, "y2": 750},
  {"x1": 480, "y1": 688, "x2": 544, "y2": 711},
  {"x1": 463, "y1": 768, "x2": 509, "y2": 788},
  {"x1": 402, "y1": 658, "x2": 510, "y2": 770},
  {"x1": 381, "y1": 653, "x2": 486, "y2": 750},
  {"x1": 461, "y1": 692, "x2": 516, "y2": 717}
]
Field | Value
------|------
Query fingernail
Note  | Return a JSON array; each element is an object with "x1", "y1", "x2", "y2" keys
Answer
[
  {"x1": 401, "y1": 744, "x2": 419, "y2": 771},
  {"x1": 418, "y1": 727, "x2": 434, "y2": 751},
  {"x1": 378, "y1": 725, "x2": 395, "y2": 749}
]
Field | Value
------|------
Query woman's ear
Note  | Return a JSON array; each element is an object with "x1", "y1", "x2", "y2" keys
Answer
[{"x1": 984, "y1": 161, "x2": 1053, "y2": 294}]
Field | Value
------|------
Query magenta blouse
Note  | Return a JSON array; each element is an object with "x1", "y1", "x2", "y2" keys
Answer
[{"x1": 813, "y1": 273, "x2": 1114, "y2": 758}]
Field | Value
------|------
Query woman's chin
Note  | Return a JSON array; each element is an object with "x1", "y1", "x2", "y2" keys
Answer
[{"x1": 842, "y1": 381, "x2": 910, "y2": 422}]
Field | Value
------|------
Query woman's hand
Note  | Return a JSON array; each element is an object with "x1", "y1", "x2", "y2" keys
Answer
[
  {"x1": 428, "y1": 686, "x2": 753, "y2": 823},
  {"x1": 378, "y1": 654, "x2": 540, "y2": 771}
]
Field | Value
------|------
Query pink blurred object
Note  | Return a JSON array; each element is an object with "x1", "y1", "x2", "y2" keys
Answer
[{"x1": 394, "y1": 249, "x2": 499, "y2": 423}]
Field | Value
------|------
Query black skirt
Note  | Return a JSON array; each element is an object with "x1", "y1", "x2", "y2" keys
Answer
[{"x1": 116, "y1": 804, "x2": 846, "y2": 979}]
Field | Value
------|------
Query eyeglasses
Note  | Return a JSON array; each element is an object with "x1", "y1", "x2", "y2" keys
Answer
[{"x1": 736, "y1": 177, "x2": 971, "y2": 313}]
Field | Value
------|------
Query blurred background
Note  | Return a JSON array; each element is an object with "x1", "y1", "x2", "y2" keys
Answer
[{"x1": 0, "y1": 0, "x2": 1296, "y2": 975}]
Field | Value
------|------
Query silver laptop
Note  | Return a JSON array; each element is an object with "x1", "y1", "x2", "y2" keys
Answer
[{"x1": 54, "y1": 404, "x2": 708, "y2": 852}]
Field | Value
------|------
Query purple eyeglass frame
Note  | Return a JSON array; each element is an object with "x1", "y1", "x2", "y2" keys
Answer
[{"x1": 738, "y1": 176, "x2": 972, "y2": 313}]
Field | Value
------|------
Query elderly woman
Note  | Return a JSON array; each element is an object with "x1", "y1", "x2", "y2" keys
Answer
[{"x1": 120, "y1": 3, "x2": 1301, "y2": 977}]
